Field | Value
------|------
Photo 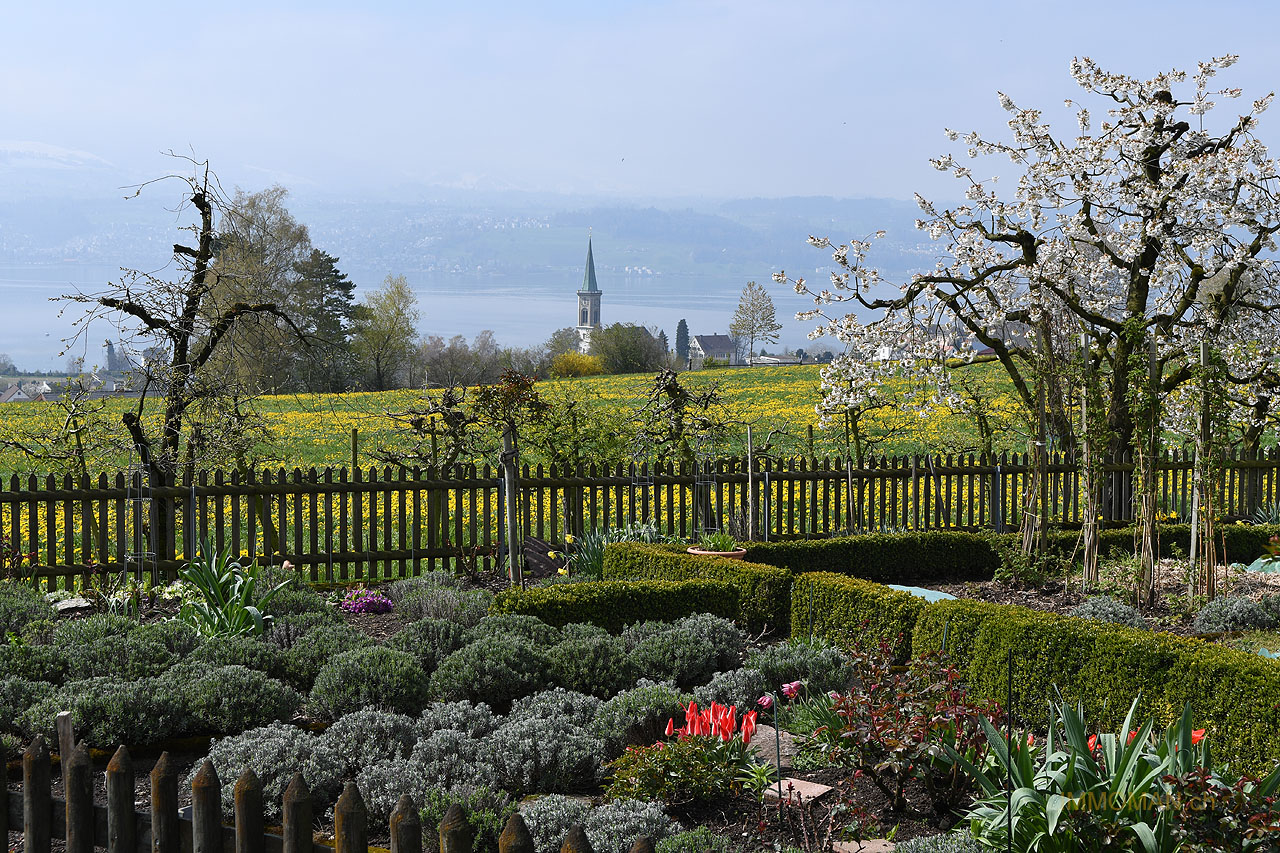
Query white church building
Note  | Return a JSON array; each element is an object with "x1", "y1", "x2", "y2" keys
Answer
[{"x1": 575, "y1": 238, "x2": 603, "y2": 354}]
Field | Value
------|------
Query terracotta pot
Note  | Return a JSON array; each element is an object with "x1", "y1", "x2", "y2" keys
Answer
[{"x1": 686, "y1": 546, "x2": 747, "y2": 560}]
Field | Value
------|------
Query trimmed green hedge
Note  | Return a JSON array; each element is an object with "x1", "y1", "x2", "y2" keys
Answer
[
  {"x1": 1037, "y1": 524, "x2": 1280, "y2": 565},
  {"x1": 491, "y1": 579, "x2": 740, "y2": 633},
  {"x1": 738, "y1": 524, "x2": 1280, "y2": 586},
  {"x1": 748, "y1": 531, "x2": 1000, "y2": 581},
  {"x1": 911, "y1": 597, "x2": 1037, "y2": 670},
  {"x1": 792, "y1": 572, "x2": 924, "y2": 659},
  {"x1": 959, "y1": 607, "x2": 1280, "y2": 774},
  {"x1": 602, "y1": 542, "x2": 790, "y2": 632}
]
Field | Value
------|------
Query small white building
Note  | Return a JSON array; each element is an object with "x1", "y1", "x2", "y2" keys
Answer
[
  {"x1": 688, "y1": 334, "x2": 739, "y2": 368},
  {"x1": 575, "y1": 238, "x2": 603, "y2": 354}
]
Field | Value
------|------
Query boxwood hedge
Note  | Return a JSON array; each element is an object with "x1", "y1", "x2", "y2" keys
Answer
[
  {"x1": 791, "y1": 572, "x2": 924, "y2": 659},
  {"x1": 492, "y1": 578, "x2": 740, "y2": 633},
  {"x1": 601, "y1": 542, "x2": 787, "y2": 631},
  {"x1": 747, "y1": 531, "x2": 1000, "y2": 582}
]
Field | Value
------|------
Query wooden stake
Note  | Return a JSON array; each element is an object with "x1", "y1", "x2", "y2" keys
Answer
[
  {"x1": 390, "y1": 795, "x2": 422, "y2": 853},
  {"x1": 150, "y1": 752, "x2": 179, "y2": 853},
  {"x1": 281, "y1": 774, "x2": 313, "y2": 853},
  {"x1": 106, "y1": 746, "x2": 136, "y2": 853},
  {"x1": 234, "y1": 769, "x2": 265, "y2": 853},
  {"x1": 191, "y1": 760, "x2": 222, "y2": 853},
  {"x1": 334, "y1": 782, "x2": 368, "y2": 853},
  {"x1": 23, "y1": 736, "x2": 51, "y2": 853}
]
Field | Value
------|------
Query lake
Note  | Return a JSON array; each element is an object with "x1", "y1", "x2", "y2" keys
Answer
[{"x1": 0, "y1": 262, "x2": 826, "y2": 371}]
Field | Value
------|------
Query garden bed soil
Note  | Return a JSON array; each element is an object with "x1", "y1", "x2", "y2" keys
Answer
[
  {"x1": 922, "y1": 557, "x2": 1280, "y2": 640},
  {"x1": 670, "y1": 770, "x2": 951, "y2": 850}
]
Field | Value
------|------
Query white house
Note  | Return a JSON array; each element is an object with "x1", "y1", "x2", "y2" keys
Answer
[{"x1": 688, "y1": 334, "x2": 738, "y2": 368}]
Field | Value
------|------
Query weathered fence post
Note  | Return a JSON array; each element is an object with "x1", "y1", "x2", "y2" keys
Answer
[
  {"x1": 191, "y1": 760, "x2": 223, "y2": 853},
  {"x1": 497, "y1": 812, "x2": 534, "y2": 853},
  {"x1": 438, "y1": 803, "x2": 473, "y2": 853},
  {"x1": 65, "y1": 743, "x2": 93, "y2": 853},
  {"x1": 389, "y1": 795, "x2": 422, "y2": 853},
  {"x1": 23, "y1": 736, "x2": 51, "y2": 853},
  {"x1": 150, "y1": 752, "x2": 179, "y2": 853},
  {"x1": 501, "y1": 428, "x2": 522, "y2": 586},
  {"x1": 560, "y1": 824, "x2": 594, "y2": 853},
  {"x1": 281, "y1": 774, "x2": 313, "y2": 853},
  {"x1": 334, "y1": 782, "x2": 367, "y2": 853},
  {"x1": 55, "y1": 712, "x2": 73, "y2": 791},
  {"x1": 0, "y1": 740, "x2": 7, "y2": 842},
  {"x1": 106, "y1": 746, "x2": 136, "y2": 853},
  {"x1": 234, "y1": 769, "x2": 265, "y2": 853}
]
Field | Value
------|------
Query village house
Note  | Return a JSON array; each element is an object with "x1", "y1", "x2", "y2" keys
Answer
[{"x1": 688, "y1": 334, "x2": 739, "y2": 369}]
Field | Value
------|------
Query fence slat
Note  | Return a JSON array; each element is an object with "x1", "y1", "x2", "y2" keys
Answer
[
  {"x1": 64, "y1": 744, "x2": 93, "y2": 853},
  {"x1": 106, "y1": 746, "x2": 135, "y2": 853},
  {"x1": 280, "y1": 774, "x2": 312, "y2": 853},
  {"x1": 1, "y1": 740, "x2": 7, "y2": 842},
  {"x1": 150, "y1": 752, "x2": 178, "y2": 853},
  {"x1": 389, "y1": 795, "x2": 421, "y2": 853},
  {"x1": 191, "y1": 760, "x2": 222, "y2": 853},
  {"x1": 438, "y1": 803, "x2": 472, "y2": 853},
  {"x1": 560, "y1": 825, "x2": 594, "y2": 853},
  {"x1": 334, "y1": 783, "x2": 367, "y2": 853},
  {"x1": 497, "y1": 813, "x2": 533, "y2": 853},
  {"x1": 24, "y1": 736, "x2": 51, "y2": 853},
  {"x1": 234, "y1": 770, "x2": 265, "y2": 853}
]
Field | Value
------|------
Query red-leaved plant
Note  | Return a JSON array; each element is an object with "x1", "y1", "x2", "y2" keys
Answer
[{"x1": 813, "y1": 639, "x2": 1004, "y2": 816}]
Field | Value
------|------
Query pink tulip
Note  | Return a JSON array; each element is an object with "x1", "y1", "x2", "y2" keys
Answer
[
  {"x1": 758, "y1": 694, "x2": 774, "y2": 709},
  {"x1": 782, "y1": 680, "x2": 802, "y2": 699}
]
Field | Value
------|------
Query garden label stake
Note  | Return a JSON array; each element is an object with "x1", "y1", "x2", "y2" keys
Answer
[
  {"x1": 1006, "y1": 649, "x2": 1013, "y2": 853},
  {"x1": 774, "y1": 694, "x2": 784, "y2": 802}
]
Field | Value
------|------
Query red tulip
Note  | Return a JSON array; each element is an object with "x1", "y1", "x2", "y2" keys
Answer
[
  {"x1": 1191, "y1": 729, "x2": 1206, "y2": 746},
  {"x1": 1127, "y1": 730, "x2": 1138, "y2": 745},
  {"x1": 1087, "y1": 734, "x2": 1098, "y2": 752},
  {"x1": 665, "y1": 718, "x2": 675, "y2": 737}
]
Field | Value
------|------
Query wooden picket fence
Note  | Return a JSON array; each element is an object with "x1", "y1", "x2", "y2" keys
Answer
[
  {"x1": 5, "y1": 449, "x2": 1280, "y2": 588},
  {"x1": 5, "y1": 729, "x2": 654, "y2": 853}
]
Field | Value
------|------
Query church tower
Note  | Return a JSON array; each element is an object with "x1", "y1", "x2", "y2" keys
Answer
[{"x1": 576, "y1": 237, "x2": 603, "y2": 354}]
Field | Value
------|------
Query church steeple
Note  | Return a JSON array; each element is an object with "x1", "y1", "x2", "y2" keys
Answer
[
  {"x1": 581, "y1": 238, "x2": 599, "y2": 292},
  {"x1": 575, "y1": 235, "x2": 603, "y2": 354}
]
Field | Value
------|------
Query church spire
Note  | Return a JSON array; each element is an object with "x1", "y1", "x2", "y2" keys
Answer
[{"x1": 581, "y1": 238, "x2": 599, "y2": 293}]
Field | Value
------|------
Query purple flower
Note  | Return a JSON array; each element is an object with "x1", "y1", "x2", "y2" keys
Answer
[
  {"x1": 781, "y1": 680, "x2": 802, "y2": 700},
  {"x1": 757, "y1": 694, "x2": 774, "y2": 710},
  {"x1": 340, "y1": 588, "x2": 394, "y2": 614}
]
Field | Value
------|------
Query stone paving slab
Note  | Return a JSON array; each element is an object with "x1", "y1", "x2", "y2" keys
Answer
[
  {"x1": 762, "y1": 777, "x2": 834, "y2": 802},
  {"x1": 832, "y1": 840, "x2": 895, "y2": 852}
]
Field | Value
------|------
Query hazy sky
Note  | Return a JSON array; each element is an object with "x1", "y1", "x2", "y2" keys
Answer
[{"x1": 6, "y1": 0, "x2": 1280, "y2": 201}]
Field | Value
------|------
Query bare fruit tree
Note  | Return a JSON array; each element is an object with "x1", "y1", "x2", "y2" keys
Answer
[{"x1": 59, "y1": 157, "x2": 305, "y2": 565}]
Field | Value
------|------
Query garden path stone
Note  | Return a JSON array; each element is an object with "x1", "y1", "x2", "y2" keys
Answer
[
  {"x1": 832, "y1": 840, "x2": 894, "y2": 852},
  {"x1": 762, "y1": 777, "x2": 832, "y2": 802},
  {"x1": 51, "y1": 597, "x2": 95, "y2": 615},
  {"x1": 748, "y1": 724, "x2": 798, "y2": 771}
]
